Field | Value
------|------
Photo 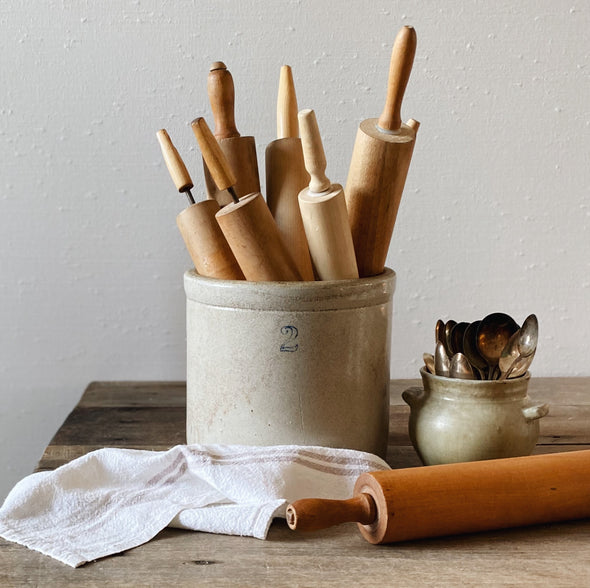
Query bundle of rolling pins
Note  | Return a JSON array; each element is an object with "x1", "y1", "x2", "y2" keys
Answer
[{"x1": 157, "y1": 26, "x2": 419, "y2": 282}]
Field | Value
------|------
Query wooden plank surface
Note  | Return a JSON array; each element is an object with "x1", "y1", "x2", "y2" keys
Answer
[{"x1": 2, "y1": 378, "x2": 590, "y2": 586}]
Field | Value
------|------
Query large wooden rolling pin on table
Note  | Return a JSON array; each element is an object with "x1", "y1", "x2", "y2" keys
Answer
[{"x1": 287, "y1": 450, "x2": 590, "y2": 544}]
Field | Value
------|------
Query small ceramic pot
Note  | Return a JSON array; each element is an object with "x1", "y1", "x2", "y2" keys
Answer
[
  {"x1": 402, "y1": 369, "x2": 549, "y2": 465},
  {"x1": 184, "y1": 268, "x2": 396, "y2": 457}
]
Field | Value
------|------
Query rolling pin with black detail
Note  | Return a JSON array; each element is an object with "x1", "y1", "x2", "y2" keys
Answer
[
  {"x1": 204, "y1": 61, "x2": 261, "y2": 206},
  {"x1": 298, "y1": 109, "x2": 359, "y2": 281},
  {"x1": 287, "y1": 450, "x2": 590, "y2": 544},
  {"x1": 191, "y1": 117, "x2": 302, "y2": 282},
  {"x1": 265, "y1": 65, "x2": 314, "y2": 281},
  {"x1": 345, "y1": 25, "x2": 419, "y2": 277},
  {"x1": 156, "y1": 129, "x2": 244, "y2": 280}
]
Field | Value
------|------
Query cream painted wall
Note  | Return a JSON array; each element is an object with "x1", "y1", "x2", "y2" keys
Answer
[{"x1": 1, "y1": 1, "x2": 588, "y2": 500}]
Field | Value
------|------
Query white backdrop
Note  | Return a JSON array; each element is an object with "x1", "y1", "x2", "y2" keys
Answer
[{"x1": 1, "y1": 1, "x2": 588, "y2": 500}]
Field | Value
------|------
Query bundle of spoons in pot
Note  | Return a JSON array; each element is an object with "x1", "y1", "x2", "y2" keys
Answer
[{"x1": 423, "y1": 313, "x2": 538, "y2": 380}]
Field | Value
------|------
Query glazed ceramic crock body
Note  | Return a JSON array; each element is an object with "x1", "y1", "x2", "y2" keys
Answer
[
  {"x1": 184, "y1": 268, "x2": 396, "y2": 457},
  {"x1": 402, "y1": 368, "x2": 548, "y2": 465}
]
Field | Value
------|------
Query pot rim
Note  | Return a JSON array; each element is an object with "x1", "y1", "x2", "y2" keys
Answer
[
  {"x1": 419, "y1": 367, "x2": 531, "y2": 399},
  {"x1": 184, "y1": 267, "x2": 396, "y2": 311}
]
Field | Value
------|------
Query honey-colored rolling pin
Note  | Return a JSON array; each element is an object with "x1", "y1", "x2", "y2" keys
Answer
[
  {"x1": 191, "y1": 117, "x2": 302, "y2": 282},
  {"x1": 287, "y1": 450, "x2": 590, "y2": 544},
  {"x1": 156, "y1": 129, "x2": 244, "y2": 280},
  {"x1": 204, "y1": 61, "x2": 261, "y2": 206},
  {"x1": 265, "y1": 66, "x2": 314, "y2": 281},
  {"x1": 298, "y1": 109, "x2": 358, "y2": 280},
  {"x1": 345, "y1": 25, "x2": 418, "y2": 277}
]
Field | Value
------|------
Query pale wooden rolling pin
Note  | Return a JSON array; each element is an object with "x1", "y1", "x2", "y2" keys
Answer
[
  {"x1": 191, "y1": 117, "x2": 302, "y2": 282},
  {"x1": 156, "y1": 129, "x2": 244, "y2": 280},
  {"x1": 298, "y1": 109, "x2": 359, "y2": 281},
  {"x1": 345, "y1": 25, "x2": 419, "y2": 277},
  {"x1": 204, "y1": 61, "x2": 261, "y2": 206},
  {"x1": 265, "y1": 66, "x2": 314, "y2": 281},
  {"x1": 287, "y1": 450, "x2": 590, "y2": 544}
]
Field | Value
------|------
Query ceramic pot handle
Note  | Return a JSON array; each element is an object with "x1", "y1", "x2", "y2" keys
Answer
[
  {"x1": 522, "y1": 403, "x2": 549, "y2": 422},
  {"x1": 402, "y1": 386, "x2": 426, "y2": 408}
]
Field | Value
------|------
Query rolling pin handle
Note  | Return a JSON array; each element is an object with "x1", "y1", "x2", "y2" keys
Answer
[
  {"x1": 184, "y1": 189, "x2": 196, "y2": 205},
  {"x1": 286, "y1": 493, "x2": 377, "y2": 532},
  {"x1": 227, "y1": 186, "x2": 240, "y2": 205},
  {"x1": 208, "y1": 61, "x2": 240, "y2": 139},
  {"x1": 298, "y1": 109, "x2": 331, "y2": 193},
  {"x1": 377, "y1": 25, "x2": 417, "y2": 133}
]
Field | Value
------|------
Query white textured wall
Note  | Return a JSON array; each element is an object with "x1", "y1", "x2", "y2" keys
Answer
[{"x1": 1, "y1": 1, "x2": 588, "y2": 500}]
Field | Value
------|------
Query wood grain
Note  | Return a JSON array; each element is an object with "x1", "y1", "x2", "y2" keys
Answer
[
  {"x1": 203, "y1": 62, "x2": 260, "y2": 205},
  {"x1": 215, "y1": 192, "x2": 303, "y2": 281},
  {"x1": 266, "y1": 66, "x2": 314, "y2": 280},
  {"x1": 298, "y1": 109, "x2": 359, "y2": 280},
  {"x1": 176, "y1": 200, "x2": 245, "y2": 280}
]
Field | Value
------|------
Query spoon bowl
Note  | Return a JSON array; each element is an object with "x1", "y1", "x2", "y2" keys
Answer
[
  {"x1": 498, "y1": 314, "x2": 538, "y2": 380},
  {"x1": 450, "y1": 352, "x2": 475, "y2": 379},
  {"x1": 477, "y1": 313, "x2": 519, "y2": 379},
  {"x1": 434, "y1": 341, "x2": 450, "y2": 377},
  {"x1": 462, "y1": 320, "x2": 487, "y2": 379}
]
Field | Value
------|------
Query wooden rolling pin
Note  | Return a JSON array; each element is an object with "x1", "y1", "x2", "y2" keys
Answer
[
  {"x1": 204, "y1": 61, "x2": 261, "y2": 206},
  {"x1": 287, "y1": 450, "x2": 590, "y2": 544},
  {"x1": 191, "y1": 117, "x2": 302, "y2": 282},
  {"x1": 156, "y1": 129, "x2": 244, "y2": 280},
  {"x1": 298, "y1": 109, "x2": 358, "y2": 280},
  {"x1": 345, "y1": 25, "x2": 419, "y2": 277},
  {"x1": 265, "y1": 66, "x2": 314, "y2": 281}
]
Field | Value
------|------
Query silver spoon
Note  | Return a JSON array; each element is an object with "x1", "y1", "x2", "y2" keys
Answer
[
  {"x1": 450, "y1": 321, "x2": 469, "y2": 356},
  {"x1": 462, "y1": 320, "x2": 487, "y2": 379},
  {"x1": 498, "y1": 314, "x2": 538, "y2": 379},
  {"x1": 423, "y1": 353, "x2": 436, "y2": 374},
  {"x1": 506, "y1": 349, "x2": 536, "y2": 379},
  {"x1": 435, "y1": 319, "x2": 445, "y2": 346},
  {"x1": 450, "y1": 352, "x2": 475, "y2": 379},
  {"x1": 476, "y1": 313, "x2": 520, "y2": 379},
  {"x1": 434, "y1": 341, "x2": 450, "y2": 377},
  {"x1": 443, "y1": 320, "x2": 457, "y2": 355}
]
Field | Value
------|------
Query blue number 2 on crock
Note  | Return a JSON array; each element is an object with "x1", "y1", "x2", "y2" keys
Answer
[{"x1": 280, "y1": 326, "x2": 299, "y2": 352}]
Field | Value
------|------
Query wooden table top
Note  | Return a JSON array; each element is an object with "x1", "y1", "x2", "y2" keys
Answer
[{"x1": 2, "y1": 378, "x2": 590, "y2": 586}]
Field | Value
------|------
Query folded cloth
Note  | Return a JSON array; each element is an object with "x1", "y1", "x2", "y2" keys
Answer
[{"x1": 0, "y1": 444, "x2": 390, "y2": 567}]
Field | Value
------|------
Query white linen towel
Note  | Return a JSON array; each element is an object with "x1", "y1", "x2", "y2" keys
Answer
[{"x1": 0, "y1": 444, "x2": 390, "y2": 567}]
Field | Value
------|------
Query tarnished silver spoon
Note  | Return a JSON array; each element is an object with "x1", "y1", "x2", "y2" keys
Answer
[
  {"x1": 450, "y1": 321, "x2": 469, "y2": 355},
  {"x1": 423, "y1": 353, "x2": 436, "y2": 374},
  {"x1": 435, "y1": 319, "x2": 445, "y2": 346},
  {"x1": 498, "y1": 314, "x2": 538, "y2": 380},
  {"x1": 443, "y1": 319, "x2": 457, "y2": 355},
  {"x1": 476, "y1": 313, "x2": 520, "y2": 379},
  {"x1": 434, "y1": 341, "x2": 450, "y2": 377},
  {"x1": 463, "y1": 320, "x2": 487, "y2": 379},
  {"x1": 450, "y1": 352, "x2": 475, "y2": 379}
]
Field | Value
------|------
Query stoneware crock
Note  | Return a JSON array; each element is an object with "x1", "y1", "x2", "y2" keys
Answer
[{"x1": 184, "y1": 268, "x2": 396, "y2": 458}]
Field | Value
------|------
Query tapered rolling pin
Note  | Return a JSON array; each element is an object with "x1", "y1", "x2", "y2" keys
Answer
[
  {"x1": 156, "y1": 129, "x2": 244, "y2": 280},
  {"x1": 265, "y1": 66, "x2": 314, "y2": 281},
  {"x1": 287, "y1": 450, "x2": 590, "y2": 544},
  {"x1": 191, "y1": 117, "x2": 302, "y2": 282},
  {"x1": 204, "y1": 61, "x2": 261, "y2": 206},
  {"x1": 345, "y1": 25, "x2": 419, "y2": 277},
  {"x1": 298, "y1": 109, "x2": 359, "y2": 281}
]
